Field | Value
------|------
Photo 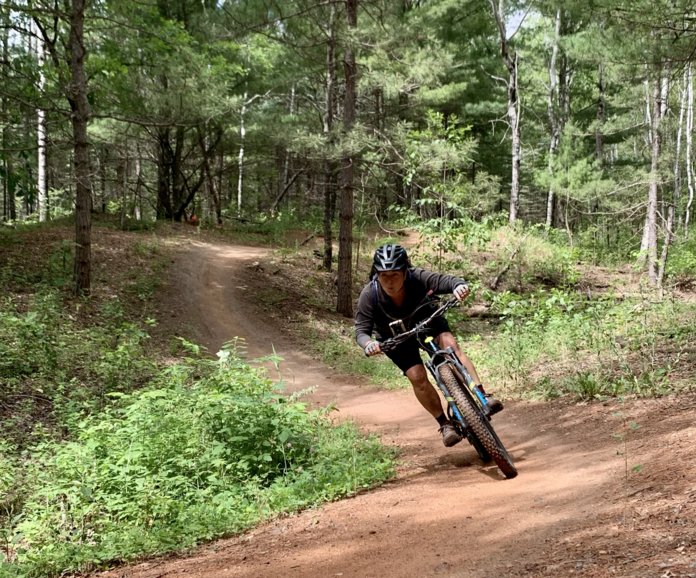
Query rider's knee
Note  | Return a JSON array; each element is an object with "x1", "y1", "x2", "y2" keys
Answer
[
  {"x1": 405, "y1": 364, "x2": 429, "y2": 387},
  {"x1": 437, "y1": 331, "x2": 457, "y2": 348}
]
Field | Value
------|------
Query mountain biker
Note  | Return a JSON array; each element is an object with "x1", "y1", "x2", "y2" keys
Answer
[{"x1": 355, "y1": 243, "x2": 503, "y2": 447}]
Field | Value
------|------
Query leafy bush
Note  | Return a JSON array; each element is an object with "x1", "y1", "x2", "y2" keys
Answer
[
  {"x1": 0, "y1": 290, "x2": 155, "y2": 446},
  {"x1": 0, "y1": 350, "x2": 395, "y2": 577},
  {"x1": 667, "y1": 237, "x2": 696, "y2": 280},
  {"x1": 220, "y1": 208, "x2": 325, "y2": 247},
  {"x1": 486, "y1": 226, "x2": 580, "y2": 289}
]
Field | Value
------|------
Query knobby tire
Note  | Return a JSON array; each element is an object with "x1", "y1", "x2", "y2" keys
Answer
[
  {"x1": 468, "y1": 429, "x2": 492, "y2": 463},
  {"x1": 439, "y1": 365, "x2": 518, "y2": 479}
]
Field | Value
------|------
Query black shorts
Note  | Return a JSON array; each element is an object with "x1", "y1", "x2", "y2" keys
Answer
[{"x1": 382, "y1": 316, "x2": 451, "y2": 374}]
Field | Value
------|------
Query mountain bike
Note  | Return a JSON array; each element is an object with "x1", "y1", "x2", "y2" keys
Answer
[{"x1": 379, "y1": 297, "x2": 518, "y2": 479}]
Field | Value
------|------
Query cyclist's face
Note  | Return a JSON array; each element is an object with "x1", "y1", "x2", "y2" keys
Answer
[{"x1": 377, "y1": 270, "x2": 406, "y2": 297}]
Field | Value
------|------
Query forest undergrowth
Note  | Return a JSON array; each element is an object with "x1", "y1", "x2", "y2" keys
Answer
[{"x1": 0, "y1": 220, "x2": 395, "y2": 578}]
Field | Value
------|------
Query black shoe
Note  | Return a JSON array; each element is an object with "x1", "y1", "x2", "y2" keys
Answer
[
  {"x1": 485, "y1": 396, "x2": 504, "y2": 416},
  {"x1": 475, "y1": 384, "x2": 504, "y2": 416},
  {"x1": 438, "y1": 422, "x2": 463, "y2": 447}
]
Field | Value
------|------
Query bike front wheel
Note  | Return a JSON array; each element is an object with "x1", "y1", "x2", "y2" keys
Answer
[{"x1": 440, "y1": 365, "x2": 518, "y2": 479}]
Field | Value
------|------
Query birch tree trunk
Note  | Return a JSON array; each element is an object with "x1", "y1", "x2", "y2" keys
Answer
[
  {"x1": 68, "y1": 0, "x2": 93, "y2": 295},
  {"x1": 233, "y1": 90, "x2": 267, "y2": 219},
  {"x1": 643, "y1": 74, "x2": 662, "y2": 285},
  {"x1": 35, "y1": 19, "x2": 48, "y2": 222},
  {"x1": 686, "y1": 64, "x2": 695, "y2": 236},
  {"x1": 490, "y1": 0, "x2": 521, "y2": 224},
  {"x1": 237, "y1": 90, "x2": 247, "y2": 218},
  {"x1": 545, "y1": 8, "x2": 561, "y2": 228},
  {"x1": 134, "y1": 147, "x2": 143, "y2": 221},
  {"x1": 639, "y1": 76, "x2": 654, "y2": 258},
  {"x1": 658, "y1": 68, "x2": 688, "y2": 288},
  {"x1": 336, "y1": 0, "x2": 358, "y2": 317}
]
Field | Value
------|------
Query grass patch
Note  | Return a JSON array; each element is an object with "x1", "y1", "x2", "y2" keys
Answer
[
  {"x1": 302, "y1": 315, "x2": 407, "y2": 389},
  {"x1": 464, "y1": 289, "x2": 696, "y2": 400}
]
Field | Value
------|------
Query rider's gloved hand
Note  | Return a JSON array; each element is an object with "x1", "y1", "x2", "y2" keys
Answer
[
  {"x1": 364, "y1": 340, "x2": 381, "y2": 356},
  {"x1": 453, "y1": 283, "x2": 470, "y2": 301}
]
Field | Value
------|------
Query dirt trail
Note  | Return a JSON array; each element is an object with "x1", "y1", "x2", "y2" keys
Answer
[{"x1": 98, "y1": 240, "x2": 696, "y2": 578}]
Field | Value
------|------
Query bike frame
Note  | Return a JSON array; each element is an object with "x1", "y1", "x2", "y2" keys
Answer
[
  {"x1": 380, "y1": 298, "x2": 492, "y2": 430},
  {"x1": 421, "y1": 339, "x2": 490, "y2": 429}
]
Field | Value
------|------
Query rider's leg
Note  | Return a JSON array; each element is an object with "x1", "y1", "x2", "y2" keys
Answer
[
  {"x1": 405, "y1": 363, "x2": 462, "y2": 447},
  {"x1": 436, "y1": 332, "x2": 482, "y2": 383},
  {"x1": 404, "y1": 363, "x2": 445, "y2": 418}
]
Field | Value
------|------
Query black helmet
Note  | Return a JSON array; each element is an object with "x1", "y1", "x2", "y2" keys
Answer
[{"x1": 373, "y1": 244, "x2": 410, "y2": 272}]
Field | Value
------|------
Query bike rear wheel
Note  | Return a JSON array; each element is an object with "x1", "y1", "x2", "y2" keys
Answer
[{"x1": 440, "y1": 365, "x2": 518, "y2": 479}]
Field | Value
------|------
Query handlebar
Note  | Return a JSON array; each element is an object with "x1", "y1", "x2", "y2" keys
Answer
[{"x1": 379, "y1": 297, "x2": 460, "y2": 354}]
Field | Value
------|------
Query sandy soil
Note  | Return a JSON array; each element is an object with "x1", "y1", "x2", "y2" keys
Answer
[{"x1": 95, "y1": 239, "x2": 696, "y2": 578}]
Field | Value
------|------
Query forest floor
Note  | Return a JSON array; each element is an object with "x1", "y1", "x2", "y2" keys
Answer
[{"x1": 94, "y1": 234, "x2": 696, "y2": 578}]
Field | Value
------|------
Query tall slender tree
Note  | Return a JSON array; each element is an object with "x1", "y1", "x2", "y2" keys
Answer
[
  {"x1": 67, "y1": 0, "x2": 93, "y2": 295},
  {"x1": 336, "y1": 0, "x2": 358, "y2": 317},
  {"x1": 489, "y1": 0, "x2": 521, "y2": 224}
]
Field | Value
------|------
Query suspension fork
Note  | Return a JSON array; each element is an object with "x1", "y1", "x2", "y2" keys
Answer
[
  {"x1": 447, "y1": 354, "x2": 489, "y2": 409},
  {"x1": 423, "y1": 339, "x2": 469, "y2": 427},
  {"x1": 424, "y1": 340, "x2": 489, "y2": 410}
]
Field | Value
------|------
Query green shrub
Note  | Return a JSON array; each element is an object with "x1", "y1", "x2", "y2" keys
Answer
[
  {"x1": 486, "y1": 226, "x2": 580, "y2": 288},
  {"x1": 667, "y1": 237, "x2": 696, "y2": 279},
  {"x1": 0, "y1": 350, "x2": 395, "y2": 577},
  {"x1": 468, "y1": 288, "x2": 696, "y2": 399}
]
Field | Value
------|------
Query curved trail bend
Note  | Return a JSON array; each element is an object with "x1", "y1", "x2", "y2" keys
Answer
[{"x1": 98, "y1": 239, "x2": 696, "y2": 578}]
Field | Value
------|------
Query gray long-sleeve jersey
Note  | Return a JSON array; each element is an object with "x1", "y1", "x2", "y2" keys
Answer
[{"x1": 354, "y1": 267, "x2": 466, "y2": 349}]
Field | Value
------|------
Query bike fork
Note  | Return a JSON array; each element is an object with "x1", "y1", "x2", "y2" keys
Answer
[
  {"x1": 426, "y1": 360, "x2": 469, "y2": 435},
  {"x1": 443, "y1": 353, "x2": 492, "y2": 414}
]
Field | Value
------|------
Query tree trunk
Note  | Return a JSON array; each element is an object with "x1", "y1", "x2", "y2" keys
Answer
[
  {"x1": 198, "y1": 126, "x2": 223, "y2": 225},
  {"x1": 1, "y1": 12, "x2": 12, "y2": 221},
  {"x1": 171, "y1": 126, "x2": 185, "y2": 219},
  {"x1": 336, "y1": 0, "x2": 358, "y2": 317},
  {"x1": 118, "y1": 152, "x2": 127, "y2": 228},
  {"x1": 237, "y1": 90, "x2": 248, "y2": 218},
  {"x1": 281, "y1": 84, "x2": 296, "y2": 208},
  {"x1": 35, "y1": 18, "x2": 48, "y2": 222},
  {"x1": 595, "y1": 63, "x2": 606, "y2": 164},
  {"x1": 686, "y1": 64, "x2": 695, "y2": 236},
  {"x1": 323, "y1": 4, "x2": 337, "y2": 272},
  {"x1": 99, "y1": 147, "x2": 108, "y2": 213},
  {"x1": 134, "y1": 145, "x2": 143, "y2": 220},
  {"x1": 373, "y1": 86, "x2": 389, "y2": 214},
  {"x1": 545, "y1": 8, "x2": 561, "y2": 228},
  {"x1": 658, "y1": 67, "x2": 688, "y2": 289},
  {"x1": 156, "y1": 128, "x2": 173, "y2": 219},
  {"x1": 490, "y1": 0, "x2": 521, "y2": 224},
  {"x1": 68, "y1": 0, "x2": 92, "y2": 296},
  {"x1": 642, "y1": 74, "x2": 661, "y2": 284}
]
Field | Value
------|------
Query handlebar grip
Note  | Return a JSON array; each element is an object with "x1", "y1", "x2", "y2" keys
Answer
[{"x1": 379, "y1": 340, "x2": 396, "y2": 353}]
